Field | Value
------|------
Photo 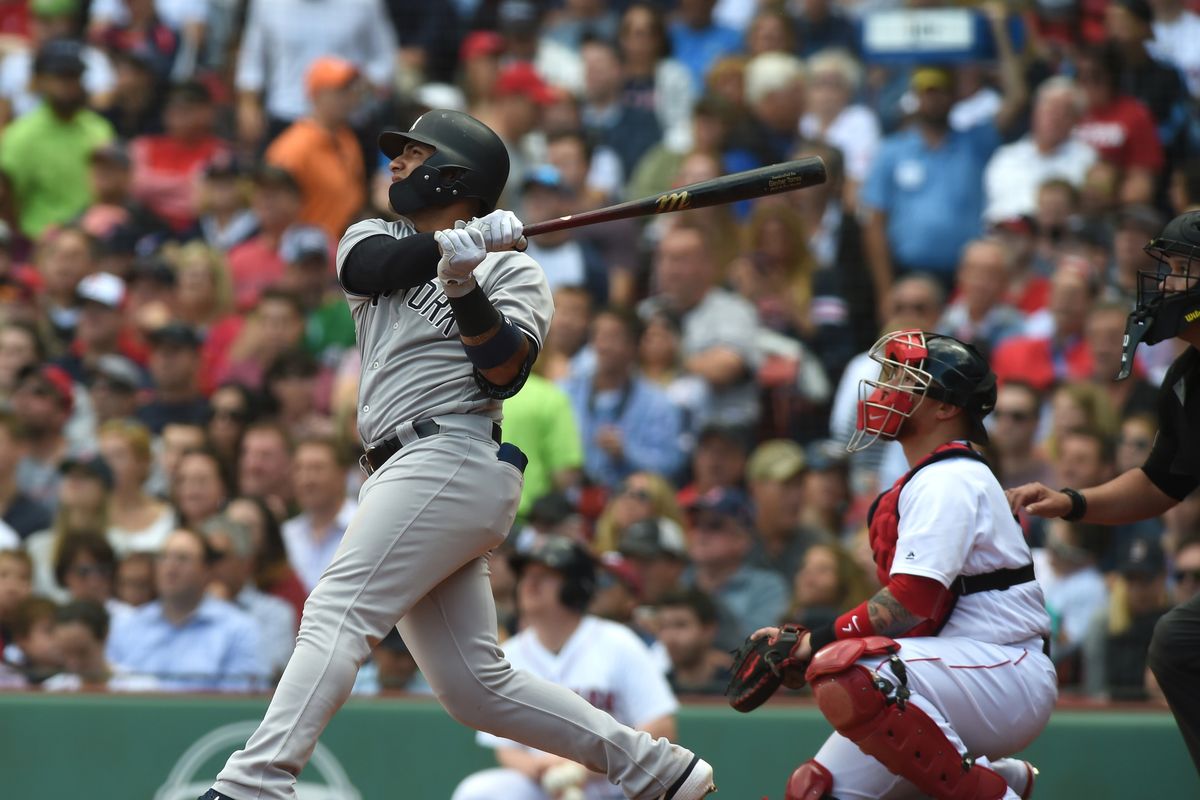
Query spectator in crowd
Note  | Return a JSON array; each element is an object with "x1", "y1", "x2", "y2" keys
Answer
[
  {"x1": 217, "y1": 287, "x2": 308, "y2": 390},
  {"x1": 265, "y1": 57, "x2": 365, "y2": 241},
  {"x1": 100, "y1": 48, "x2": 164, "y2": 140},
  {"x1": 544, "y1": 0, "x2": 618, "y2": 50},
  {"x1": 536, "y1": 284, "x2": 593, "y2": 382},
  {"x1": 580, "y1": 35, "x2": 662, "y2": 181},
  {"x1": 798, "y1": 439, "x2": 852, "y2": 538},
  {"x1": 233, "y1": 0, "x2": 395, "y2": 148},
  {"x1": 1108, "y1": 203, "x2": 1163, "y2": 306},
  {"x1": 225, "y1": 495, "x2": 307, "y2": 620},
  {"x1": 55, "y1": 271, "x2": 130, "y2": 385},
  {"x1": 991, "y1": 381, "x2": 1053, "y2": 490},
  {"x1": 262, "y1": 352, "x2": 327, "y2": 443},
  {"x1": 655, "y1": 587, "x2": 731, "y2": 695},
  {"x1": 0, "y1": 549, "x2": 34, "y2": 647},
  {"x1": 278, "y1": 228, "x2": 354, "y2": 360},
  {"x1": 1035, "y1": 520, "x2": 1111, "y2": 666},
  {"x1": 172, "y1": 447, "x2": 230, "y2": 531},
  {"x1": 744, "y1": 7, "x2": 795, "y2": 57},
  {"x1": 618, "y1": 3, "x2": 695, "y2": 154},
  {"x1": 205, "y1": 382, "x2": 257, "y2": 469},
  {"x1": 202, "y1": 513, "x2": 296, "y2": 677},
  {"x1": 1048, "y1": 385, "x2": 1120, "y2": 458},
  {"x1": 170, "y1": 240, "x2": 236, "y2": 336},
  {"x1": 937, "y1": 238, "x2": 1025, "y2": 354},
  {"x1": 452, "y1": 536, "x2": 677, "y2": 800},
  {"x1": 637, "y1": 306, "x2": 711, "y2": 448},
  {"x1": 0, "y1": 38, "x2": 115, "y2": 240},
  {"x1": 984, "y1": 77, "x2": 1098, "y2": 223},
  {"x1": 862, "y1": 7, "x2": 1024, "y2": 304},
  {"x1": 593, "y1": 472, "x2": 684, "y2": 554},
  {"x1": 729, "y1": 202, "x2": 816, "y2": 340},
  {"x1": 36, "y1": 225, "x2": 98, "y2": 351},
  {"x1": 519, "y1": 166, "x2": 605, "y2": 299},
  {"x1": 354, "y1": 627, "x2": 432, "y2": 696},
  {"x1": 682, "y1": 487, "x2": 789, "y2": 651},
  {"x1": 1084, "y1": 536, "x2": 1172, "y2": 700},
  {"x1": 107, "y1": 526, "x2": 265, "y2": 691},
  {"x1": 129, "y1": 80, "x2": 227, "y2": 232},
  {"x1": 494, "y1": 0, "x2": 584, "y2": 96},
  {"x1": 281, "y1": 436, "x2": 354, "y2": 593},
  {"x1": 563, "y1": 307, "x2": 685, "y2": 490},
  {"x1": 191, "y1": 154, "x2": 259, "y2": 253},
  {"x1": 618, "y1": 516, "x2": 690, "y2": 608},
  {"x1": 679, "y1": 423, "x2": 749, "y2": 508},
  {"x1": 136, "y1": 321, "x2": 209, "y2": 434},
  {"x1": 0, "y1": 321, "x2": 45, "y2": 403},
  {"x1": 225, "y1": 169, "x2": 307, "y2": 313},
  {"x1": 640, "y1": 221, "x2": 761, "y2": 432},
  {"x1": 1172, "y1": 535, "x2": 1200, "y2": 606},
  {"x1": 12, "y1": 364, "x2": 78, "y2": 508},
  {"x1": 88, "y1": 354, "x2": 143, "y2": 424},
  {"x1": 744, "y1": 439, "x2": 829, "y2": 580},
  {"x1": 52, "y1": 532, "x2": 123, "y2": 611},
  {"x1": 669, "y1": 0, "x2": 743, "y2": 90},
  {"x1": 44, "y1": 600, "x2": 117, "y2": 691},
  {"x1": 3, "y1": 595, "x2": 61, "y2": 684},
  {"x1": 237, "y1": 420, "x2": 294, "y2": 514},
  {"x1": 799, "y1": 48, "x2": 880, "y2": 206},
  {"x1": 98, "y1": 419, "x2": 175, "y2": 554},
  {"x1": 793, "y1": 0, "x2": 859, "y2": 57},
  {"x1": 114, "y1": 550, "x2": 155, "y2": 608},
  {"x1": 786, "y1": 540, "x2": 874, "y2": 630},
  {"x1": 499, "y1": 371, "x2": 585, "y2": 521},
  {"x1": 588, "y1": 551, "x2": 652, "y2": 643},
  {"x1": 1149, "y1": 0, "x2": 1200, "y2": 98},
  {"x1": 1085, "y1": 301, "x2": 1159, "y2": 417},
  {"x1": 740, "y1": 52, "x2": 806, "y2": 166},
  {"x1": 1054, "y1": 428, "x2": 1117, "y2": 500},
  {"x1": 24, "y1": 453, "x2": 113, "y2": 589},
  {"x1": 147, "y1": 419, "x2": 204, "y2": 497},
  {"x1": 0, "y1": 411, "x2": 52, "y2": 541},
  {"x1": 80, "y1": 141, "x2": 171, "y2": 246}
]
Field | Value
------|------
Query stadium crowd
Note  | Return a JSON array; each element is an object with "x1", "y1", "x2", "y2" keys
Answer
[{"x1": 0, "y1": 0, "x2": 1197, "y2": 710}]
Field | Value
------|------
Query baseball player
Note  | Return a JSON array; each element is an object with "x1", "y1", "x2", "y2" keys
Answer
[
  {"x1": 200, "y1": 110, "x2": 714, "y2": 800},
  {"x1": 453, "y1": 536, "x2": 680, "y2": 800},
  {"x1": 744, "y1": 331, "x2": 1055, "y2": 800}
]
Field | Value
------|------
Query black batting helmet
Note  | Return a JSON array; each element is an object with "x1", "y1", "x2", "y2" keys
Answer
[
  {"x1": 1118, "y1": 210, "x2": 1200, "y2": 379},
  {"x1": 510, "y1": 536, "x2": 596, "y2": 613},
  {"x1": 380, "y1": 110, "x2": 509, "y2": 217}
]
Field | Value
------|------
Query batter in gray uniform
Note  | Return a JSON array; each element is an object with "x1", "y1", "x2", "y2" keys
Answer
[{"x1": 201, "y1": 111, "x2": 715, "y2": 800}]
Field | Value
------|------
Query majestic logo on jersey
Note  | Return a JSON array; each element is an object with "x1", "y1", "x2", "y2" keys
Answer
[{"x1": 404, "y1": 281, "x2": 458, "y2": 337}]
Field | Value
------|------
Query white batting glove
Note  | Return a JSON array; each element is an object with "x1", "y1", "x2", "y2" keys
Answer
[
  {"x1": 464, "y1": 209, "x2": 527, "y2": 252},
  {"x1": 434, "y1": 226, "x2": 487, "y2": 297},
  {"x1": 541, "y1": 762, "x2": 587, "y2": 800}
]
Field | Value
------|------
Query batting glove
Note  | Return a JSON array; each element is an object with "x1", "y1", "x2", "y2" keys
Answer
[
  {"x1": 464, "y1": 209, "x2": 527, "y2": 252},
  {"x1": 434, "y1": 226, "x2": 487, "y2": 297}
]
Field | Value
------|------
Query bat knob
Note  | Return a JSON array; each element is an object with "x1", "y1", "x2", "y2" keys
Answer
[{"x1": 513, "y1": 235, "x2": 528, "y2": 252}]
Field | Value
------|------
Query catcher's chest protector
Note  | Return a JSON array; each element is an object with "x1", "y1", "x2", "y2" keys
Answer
[{"x1": 866, "y1": 442, "x2": 987, "y2": 585}]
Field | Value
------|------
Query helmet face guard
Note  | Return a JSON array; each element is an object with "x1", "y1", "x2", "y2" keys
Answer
[
  {"x1": 848, "y1": 330, "x2": 934, "y2": 452},
  {"x1": 1118, "y1": 212, "x2": 1200, "y2": 380}
]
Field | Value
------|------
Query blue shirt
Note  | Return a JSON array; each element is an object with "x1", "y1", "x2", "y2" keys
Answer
[
  {"x1": 561, "y1": 373, "x2": 686, "y2": 489},
  {"x1": 861, "y1": 123, "x2": 1001, "y2": 275},
  {"x1": 668, "y1": 21, "x2": 743, "y2": 90},
  {"x1": 106, "y1": 596, "x2": 266, "y2": 691}
]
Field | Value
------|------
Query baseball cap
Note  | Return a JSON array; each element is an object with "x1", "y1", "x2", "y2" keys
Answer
[
  {"x1": 1119, "y1": 537, "x2": 1166, "y2": 579},
  {"x1": 59, "y1": 455, "x2": 114, "y2": 489},
  {"x1": 34, "y1": 38, "x2": 86, "y2": 76},
  {"x1": 76, "y1": 272, "x2": 125, "y2": 309},
  {"x1": 495, "y1": 62, "x2": 558, "y2": 105},
  {"x1": 990, "y1": 215, "x2": 1035, "y2": 237},
  {"x1": 618, "y1": 517, "x2": 688, "y2": 560},
  {"x1": 522, "y1": 163, "x2": 570, "y2": 194},
  {"x1": 528, "y1": 491, "x2": 576, "y2": 528},
  {"x1": 460, "y1": 31, "x2": 505, "y2": 62},
  {"x1": 17, "y1": 364, "x2": 75, "y2": 412},
  {"x1": 687, "y1": 487, "x2": 752, "y2": 526},
  {"x1": 910, "y1": 66, "x2": 954, "y2": 92},
  {"x1": 90, "y1": 142, "x2": 130, "y2": 168},
  {"x1": 696, "y1": 422, "x2": 752, "y2": 451},
  {"x1": 146, "y1": 321, "x2": 203, "y2": 349},
  {"x1": 280, "y1": 226, "x2": 330, "y2": 264},
  {"x1": 305, "y1": 56, "x2": 359, "y2": 97},
  {"x1": 598, "y1": 551, "x2": 643, "y2": 598},
  {"x1": 746, "y1": 439, "x2": 807, "y2": 483},
  {"x1": 92, "y1": 354, "x2": 142, "y2": 391}
]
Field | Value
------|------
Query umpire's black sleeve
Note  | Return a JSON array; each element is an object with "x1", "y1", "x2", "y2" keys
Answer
[{"x1": 339, "y1": 233, "x2": 441, "y2": 295}]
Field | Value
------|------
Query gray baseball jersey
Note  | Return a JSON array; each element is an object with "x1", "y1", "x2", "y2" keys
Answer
[{"x1": 336, "y1": 218, "x2": 555, "y2": 445}]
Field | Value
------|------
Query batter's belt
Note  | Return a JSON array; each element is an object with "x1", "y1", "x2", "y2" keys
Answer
[{"x1": 361, "y1": 416, "x2": 502, "y2": 475}]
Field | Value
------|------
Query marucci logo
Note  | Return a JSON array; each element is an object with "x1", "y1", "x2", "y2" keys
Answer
[{"x1": 655, "y1": 191, "x2": 691, "y2": 212}]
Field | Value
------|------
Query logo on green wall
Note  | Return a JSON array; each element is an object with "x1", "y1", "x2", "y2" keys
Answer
[{"x1": 154, "y1": 721, "x2": 363, "y2": 800}]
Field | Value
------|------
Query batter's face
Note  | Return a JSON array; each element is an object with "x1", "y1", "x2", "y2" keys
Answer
[{"x1": 389, "y1": 142, "x2": 435, "y2": 184}]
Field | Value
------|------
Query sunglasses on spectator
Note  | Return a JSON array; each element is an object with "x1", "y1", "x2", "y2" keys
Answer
[
  {"x1": 1174, "y1": 569, "x2": 1200, "y2": 584},
  {"x1": 70, "y1": 564, "x2": 112, "y2": 579},
  {"x1": 619, "y1": 486, "x2": 653, "y2": 502},
  {"x1": 994, "y1": 409, "x2": 1035, "y2": 423}
]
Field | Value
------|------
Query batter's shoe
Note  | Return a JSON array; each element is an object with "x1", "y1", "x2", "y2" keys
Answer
[
  {"x1": 991, "y1": 758, "x2": 1038, "y2": 799},
  {"x1": 660, "y1": 755, "x2": 716, "y2": 799}
]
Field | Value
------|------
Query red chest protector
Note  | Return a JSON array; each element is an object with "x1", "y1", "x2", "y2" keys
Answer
[{"x1": 866, "y1": 441, "x2": 987, "y2": 589}]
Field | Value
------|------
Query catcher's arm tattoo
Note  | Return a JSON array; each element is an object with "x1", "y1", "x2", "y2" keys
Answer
[{"x1": 866, "y1": 586, "x2": 924, "y2": 637}]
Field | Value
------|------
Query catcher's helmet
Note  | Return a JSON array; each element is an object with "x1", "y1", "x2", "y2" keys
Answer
[
  {"x1": 1118, "y1": 210, "x2": 1200, "y2": 379},
  {"x1": 849, "y1": 330, "x2": 996, "y2": 452},
  {"x1": 510, "y1": 536, "x2": 596, "y2": 613},
  {"x1": 379, "y1": 109, "x2": 509, "y2": 217}
]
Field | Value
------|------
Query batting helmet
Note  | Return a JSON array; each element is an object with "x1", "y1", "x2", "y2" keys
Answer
[
  {"x1": 379, "y1": 109, "x2": 509, "y2": 217},
  {"x1": 510, "y1": 536, "x2": 596, "y2": 613},
  {"x1": 1117, "y1": 210, "x2": 1200, "y2": 379},
  {"x1": 849, "y1": 330, "x2": 996, "y2": 452}
]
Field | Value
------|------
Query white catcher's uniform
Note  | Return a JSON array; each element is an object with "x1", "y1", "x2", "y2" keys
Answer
[
  {"x1": 212, "y1": 218, "x2": 697, "y2": 800},
  {"x1": 453, "y1": 616, "x2": 679, "y2": 800},
  {"x1": 814, "y1": 457, "x2": 1057, "y2": 800}
]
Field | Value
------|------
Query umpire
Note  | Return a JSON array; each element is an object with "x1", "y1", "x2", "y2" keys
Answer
[{"x1": 1008, "y1": 210, "x2": 1200, "y2": 777}]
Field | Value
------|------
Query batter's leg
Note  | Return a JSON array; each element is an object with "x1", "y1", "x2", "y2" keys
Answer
[
  {"x1": 1148, "y1": 593, "x2": 1200, "y2": 778},
  {"x1": 398, "y1": 555, "x2": 699, "y2": 800},
  {"x1": 211, "y1": 437, "x2": 520, "y2": 800}
]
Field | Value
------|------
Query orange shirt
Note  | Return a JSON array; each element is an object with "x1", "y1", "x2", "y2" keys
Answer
[{"x1": 266, "y1": 119, "x2": 365, "y2": 241}]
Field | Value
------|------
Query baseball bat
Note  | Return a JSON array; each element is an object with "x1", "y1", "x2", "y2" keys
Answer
[{"x1": 521, "y1": 156, "x2": 827, "y2": 238}]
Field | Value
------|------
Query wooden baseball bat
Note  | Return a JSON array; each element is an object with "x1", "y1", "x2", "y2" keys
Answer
[{"x1": 522, "y1": 156, "x2": 827, "y2": 238}]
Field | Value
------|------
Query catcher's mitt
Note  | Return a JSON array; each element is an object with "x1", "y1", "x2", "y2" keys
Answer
[{"x1": 725, "y1": 624, "x2": 810, "y2": 713}]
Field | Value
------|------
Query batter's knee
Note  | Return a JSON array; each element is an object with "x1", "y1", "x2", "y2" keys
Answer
[
  {"x1": 786, "y1": 759, "x2": 836, "y2": 800},
  {"x1": 431, "y1": 657, "x2": 515, "y2": 732}
]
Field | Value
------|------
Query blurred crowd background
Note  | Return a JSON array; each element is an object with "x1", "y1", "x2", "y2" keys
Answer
[{"x1": 0, "y1": 0, "x2": 1197, "y2": 711}]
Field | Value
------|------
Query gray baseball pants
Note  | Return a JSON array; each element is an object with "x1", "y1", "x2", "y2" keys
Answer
[{"x1": 212, "y1": 414, "x2": 693, "y2": 799}]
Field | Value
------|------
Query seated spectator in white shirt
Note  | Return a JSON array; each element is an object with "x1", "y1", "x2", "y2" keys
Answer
[
  {"x1": 983, "y1": 77, "x2": 1097, "y2": 223},
  {"x1": 281, "y1": 437, "x2": 356, "y2": 592},
  {"x1": 107, "y1": 527, "x2": 266, "y2": 691},
  {"x1": 202, "y1": 513, "x2": 296, "y2": 678}
]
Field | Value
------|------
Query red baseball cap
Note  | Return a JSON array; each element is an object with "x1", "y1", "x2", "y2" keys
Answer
[
  {"x1": 19, "y1": 364, "x2": 74, "y2": 412},
  {"x1": 461, "y1": 31, "x2": 504, "y2": 62},
  {"x1": 495, "y1": 62, "x2": 558, "y2": 105}
]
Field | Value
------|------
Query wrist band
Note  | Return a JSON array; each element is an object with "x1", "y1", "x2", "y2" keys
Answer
[{"x1": 1060, "y1": 487, "x2": 1087, "y2": 522}]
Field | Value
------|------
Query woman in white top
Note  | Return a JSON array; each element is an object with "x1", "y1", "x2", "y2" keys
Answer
[
  {"x1": 618, "y1": 3, "x2": 696, "y2": 154},
  {"x1": 799, "y1": 48, "x2": 881, "y2": 209},
  {"x1": 100, "y1": 420, "x2": 176, "y2": 555}
]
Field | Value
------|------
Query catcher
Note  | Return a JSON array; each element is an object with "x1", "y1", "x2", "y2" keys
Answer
[{"x1": 728, "y1": 331, "x2": 1055, "y2": 800}]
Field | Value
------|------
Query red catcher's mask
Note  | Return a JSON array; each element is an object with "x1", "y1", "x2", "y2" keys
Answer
[{"x1": 848, "y1": 329, "x2": 934, "y2": 452}]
